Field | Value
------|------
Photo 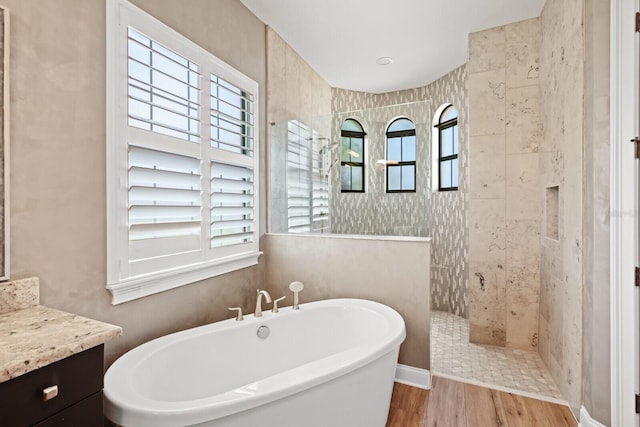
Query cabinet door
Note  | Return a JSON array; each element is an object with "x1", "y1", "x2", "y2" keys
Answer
[
  {"x1": 0, "y1": 345, "x2": 103, "y2": 426},
  {"x1": 33, "y1": 392, "x2": 103, "y2": 427}
]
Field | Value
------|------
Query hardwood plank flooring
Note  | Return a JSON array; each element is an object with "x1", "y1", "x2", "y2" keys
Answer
[
  {"x1": 386, "y1": 379, "x2": 430, "y2": 426},
  {"x1": 386, "y1": 376, "x2": 577, "y2": 427},
  {"x1": 423, "y1": 376, "x2": 466, "y2": 427}
]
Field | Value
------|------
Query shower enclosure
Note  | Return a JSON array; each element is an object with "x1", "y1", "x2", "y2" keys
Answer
[{"x1": 268, "y1": 101, "x2": 431, "y2": 237}]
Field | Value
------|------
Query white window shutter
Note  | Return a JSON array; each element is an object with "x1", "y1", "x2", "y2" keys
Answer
[
  {"x1": 107, "y1": 0, "x2": 260, "y2": 304},
  {"x1": 210, "y1": 162, "x2": 255, "y2": 247}
]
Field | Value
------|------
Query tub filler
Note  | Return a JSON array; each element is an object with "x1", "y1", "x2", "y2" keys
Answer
[{"x1": 104, "y1": 298, "x2": 406, "y2": 427}]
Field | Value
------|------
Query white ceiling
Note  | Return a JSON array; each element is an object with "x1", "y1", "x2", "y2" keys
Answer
[{"x1": 240, "y1": 0, "x2": 545, "y2": 94}]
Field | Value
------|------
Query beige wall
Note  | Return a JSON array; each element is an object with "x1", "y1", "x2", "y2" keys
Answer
[
  {"x1": 7, "y1": 0, "x2": 266, "y2": 366},
  {"x1": 266, "y1": 27, "x2": 332, "y2": 126},
  {"x1": 583, "y1": 0, "x2": 610, "y2": 424},
  {"x1": 467, "y1": 18, "x2": 542, "y2": 351},
  {"x1": 263, "y1": 234, "x2": 430, "y2": 369},
  {"x1": 539, "y1": 0, "x2": 584, "y2": 415}
]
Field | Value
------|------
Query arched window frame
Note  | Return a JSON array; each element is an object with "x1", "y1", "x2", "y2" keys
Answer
[
  {"x1": 435, "y1": 105, "x2": 459, "y2": 191},
  {"x1": 385, "y1": 117, "x2": 416, "y2": 193},
  {"x1": 340, "y1": 118, "x2": 366, "y2": 193}
]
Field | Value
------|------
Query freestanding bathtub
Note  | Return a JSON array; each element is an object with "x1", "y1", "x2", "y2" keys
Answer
[{"x1": 104, "y1": 298, "x2": 406, "y2": 427}]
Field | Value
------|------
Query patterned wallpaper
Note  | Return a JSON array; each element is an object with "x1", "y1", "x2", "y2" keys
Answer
[
  {"x1": 425, "y1": 66, "x2": 469, "y2": 319},
  {"x1": 329, "y1": 101, "x2": 431, "y2": 237},
  {"x1": 331, "y1": 65, "x2": 469, "y2": 318}
]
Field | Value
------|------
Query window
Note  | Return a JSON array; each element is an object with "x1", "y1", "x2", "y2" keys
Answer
[
  {"x1": 340, "y1": 119, "x2": 365, "y2": 192},
  {"x1": 435, "y1": 105, "x2": 458, "y2": 191},
  {"x1": 107, "y1": 0, "x2": 260, "y2": 304},
  {"x1": 386, "y1": 118, "x2": 416, "y2": 193}
]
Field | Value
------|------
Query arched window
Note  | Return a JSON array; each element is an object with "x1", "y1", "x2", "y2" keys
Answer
[
  {"x1": 340, "y1": 119, "x2": 365, "y2": 192},
  {"x1": 435, "y1": 105, "x2": 458, "y2": 191},
  {"x1": 386, "y1": 118, "x2": 416, "y2": 193}
]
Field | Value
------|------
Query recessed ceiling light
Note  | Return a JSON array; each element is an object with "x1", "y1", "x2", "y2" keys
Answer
[{"x1": 376, "y1": 56, "x2": 393, "y2": 66}]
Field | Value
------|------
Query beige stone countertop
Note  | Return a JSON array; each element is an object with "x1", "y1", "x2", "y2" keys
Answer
[{"x1": 0, "y1": 305, "x2": 122, "y2": 383}]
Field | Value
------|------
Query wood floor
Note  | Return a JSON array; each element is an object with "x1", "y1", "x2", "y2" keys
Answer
[{"x1": 386, "y1": 376, "x2": 578, "y2": 427}]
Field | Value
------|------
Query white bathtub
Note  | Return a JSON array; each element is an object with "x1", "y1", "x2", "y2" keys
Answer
[{"x1": 104, "y1": 298, "x2": 406, "y2": 427}]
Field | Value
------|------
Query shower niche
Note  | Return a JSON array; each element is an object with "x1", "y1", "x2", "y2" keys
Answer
[{"x1": 546, "y1": 185, "x2": 559, "y2": 240}]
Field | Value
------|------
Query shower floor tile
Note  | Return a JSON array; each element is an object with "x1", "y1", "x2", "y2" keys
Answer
[{"x1": 431, "y1": 310, "x2": 564, "y2": 402}]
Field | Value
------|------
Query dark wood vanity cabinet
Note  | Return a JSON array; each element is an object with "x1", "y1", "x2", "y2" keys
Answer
[{"x1": 0, "y1": 344, "x2": 105, "y2": 427}]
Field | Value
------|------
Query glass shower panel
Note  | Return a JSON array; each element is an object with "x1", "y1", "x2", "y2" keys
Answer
[{"x1": 269, "y1": 100, "x2": 430, "y2": 237}]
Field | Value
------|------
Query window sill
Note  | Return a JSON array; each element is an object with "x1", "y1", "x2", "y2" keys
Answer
[{"x1": 106, "y1": 251, "x2": 262, "y2": 305}]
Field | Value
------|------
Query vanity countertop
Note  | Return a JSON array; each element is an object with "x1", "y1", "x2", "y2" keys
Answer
[{"x1": 0, "y1": 306, "x2": 122, "y2": 383}]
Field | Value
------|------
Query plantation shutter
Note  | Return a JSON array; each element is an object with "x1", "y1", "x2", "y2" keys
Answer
[
  {"x1": 208, "y1": 71, "x2": 257, "y2": 253},
  {"x1": 286, "y1": 122, "x2": 330, "y2": 234},
  {"x1": 310, "y1": 132, "x2": 329, "y2": 233},
  {"x1": 287, "y1": 120, "x2": 312, "y2": 233},
  {"x1": 210, "y1": 162, "x2": 254, "y2": 247},
  {"x1": 128, "y1": 147, "x2": 202, "y2": 242},
  {"x1": 125, "y1": 28, "x2": 204, "y2": 271}
]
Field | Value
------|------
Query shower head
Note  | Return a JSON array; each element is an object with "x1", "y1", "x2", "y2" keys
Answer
[
  {"x1": 319, "y1": 142, "x2": 339, "y2": 154},
  {"x1": 327, "y1": 158, "x2": 339, "y2": 170}
]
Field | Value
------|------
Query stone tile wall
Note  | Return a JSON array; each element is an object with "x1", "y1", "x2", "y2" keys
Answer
[
  {"x1": 539, "y1": 0, "x2": 584, "y2": 415},
  {"x1": 467, "y1": 18, "x2": 542, "y2": 351}
]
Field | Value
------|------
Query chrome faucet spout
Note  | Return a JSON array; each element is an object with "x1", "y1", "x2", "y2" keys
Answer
[{"x1": 255, "y1": 289, "x2": 272, "y2": 317}]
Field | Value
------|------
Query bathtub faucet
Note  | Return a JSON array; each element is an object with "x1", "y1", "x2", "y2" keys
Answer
[{"x1": 254, "y1": 289, "x2": 272, "y2": 317}]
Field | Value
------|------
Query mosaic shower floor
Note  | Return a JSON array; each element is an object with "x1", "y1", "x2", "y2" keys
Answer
[{"x1": 430, "y1": 310, "x2": 564, "y2": 403}]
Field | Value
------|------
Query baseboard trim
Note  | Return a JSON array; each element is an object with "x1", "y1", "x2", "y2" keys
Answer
[
  {"x1": 579, "y1": 406, "x2": 606, "y2": 427},
  {"x1": 395, "y1": 364, "x2": 431, "y2": 389}
]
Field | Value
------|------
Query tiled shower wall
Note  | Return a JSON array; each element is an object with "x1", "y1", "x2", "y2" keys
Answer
[
  {"x1": 329, "y1": 101, "x2": 431, "y2": 237},
  {"x1": 332, "y1": 65, "x2": 469, "y2": 318},
  {"x1": 539, "y1": 0, "x2": 584, "y2": 415},
  {"x1": 426, "y1": 67, "x2": 469, "y2": 318},
  {"x1": 467, "y1": 18, "x2": 542, "y2": 351}
]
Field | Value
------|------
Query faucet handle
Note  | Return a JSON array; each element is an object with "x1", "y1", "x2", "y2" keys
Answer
[
  {"x1": 272, "y1": 296, "x2": 286, "y2": 313},
  {"x1": 228, "y1": 307, "x2": 243, "y2": 321}
]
